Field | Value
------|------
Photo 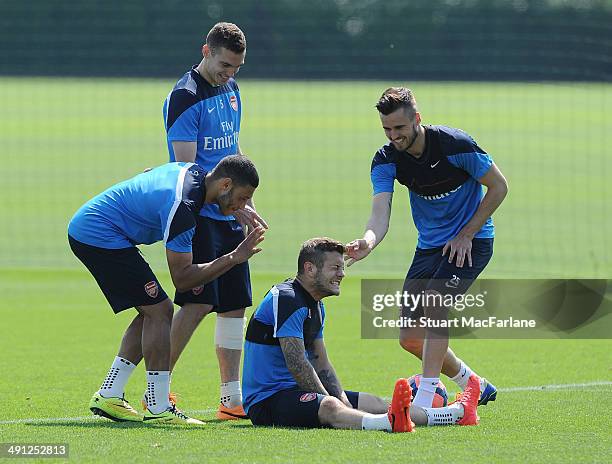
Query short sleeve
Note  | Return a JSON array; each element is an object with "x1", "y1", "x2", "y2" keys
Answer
[
  {"x1": 164, "y1": 202, "x2": 196, "y2": 252},
  {"x1": 165, "y1": 228, "x2": 194, "y2": 253},
  {"x1": 371, "y1": 163, "x2": 396, "y2": 194},
  {"x1": 165, "y1": 90, "x2": 200, "y2": 142},
  {"x1": 276, "y1": 307, "x2": 309, "y2": 339},
  {"x1": 448, "y1": 152, "x2": 493, "y2": 180},
  {"x1": 315, "y1": 303, "x2": 325, "y2": 339}
]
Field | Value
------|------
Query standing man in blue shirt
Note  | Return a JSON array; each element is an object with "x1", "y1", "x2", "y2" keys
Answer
[
  {"x1": 346, "y1": 87, "x2": 508, "y2": 425},
  {"x1": 162, "y1": 22, "x2": 267, "y2": 420},
  {"x1": 68, "y1": 156, "x2": 264, "y2": 425}
]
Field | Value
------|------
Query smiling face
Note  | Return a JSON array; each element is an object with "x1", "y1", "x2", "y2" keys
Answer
[
  {"x1": 201, "y1": 45, "x2": 245, "y2": 86},
  {"x1": 380, "y1": 107, "x2": 421, "y2": 152},
  {"x1": 216, "y1": 181, "x2": 255, "y2": 215},
  {"x1": 311, "y1": 251, "x2": 345, "y2": 297}
]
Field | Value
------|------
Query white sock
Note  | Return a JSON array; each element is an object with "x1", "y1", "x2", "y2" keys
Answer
[
  {"x1": 146, "y1": 371, "x2": 171, "y2": 414},
  {"x1": 361, "y1": 413, "x2": 392, "y2": 431},
  {"x1": 450, "y1": 361, "x2": 474, "y2": 390},
  {"x1": 220, "y1": 381, "x2": 242, "y2": 408},
  {"x1": 450, "y1": 362, "x2": 486, "y2": 392},
  {"x1": 412, "y1": 377, "x2": 439, "y2": 408},
  {"x1": 98, "y1": 356, "x2": 136, "y2": 398},
  {"x1": 423, "y1": 403, "x2": 464, "y2": 426}
]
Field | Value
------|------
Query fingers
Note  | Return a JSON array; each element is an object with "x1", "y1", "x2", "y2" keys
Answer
[
  {"x1": 247, "y1": 226, "x2": 265, "y2": 242},
  {"x1": 234, "y1": 210, "x2": 256, "y2": 230},
  {"x1": 467, "y1": 249, "x2": 473, "y2": 268},
  {"x1": 251, "y1": 210, "x2": 269, "y2": 229},
  {"x1": 456, "y1": 248, "x2": 465, "y2": 268},
  {"x1": 345, "y1": 257, "x2": 356, "y2": 267},
  {"x1": 447, "y1": 244, "x2": 457, "y2": 264},
  {"x1": 442, "y1": 242, "x2": 449, "y2": 256},
  {"x1": 240, "y1": 206, "x2": 269, "y2": 230}
]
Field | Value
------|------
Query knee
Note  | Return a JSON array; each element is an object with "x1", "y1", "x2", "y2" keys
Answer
[
  {"x1": 399, "y1": 334, "x2": 423, "y2": 356},
  {"x1": 141, "y1": 299, "x2": 174, "y2": 322},
  {"x1": 184, "y1": 303, "x2": 212, "y2": 323},
  {"x1": 318, "y1": 396, "x2": 344, "y2": 422}
]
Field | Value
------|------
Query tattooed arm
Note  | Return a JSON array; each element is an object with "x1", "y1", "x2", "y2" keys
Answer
[
  {"x1": 308, "y1": 338, "x2": 352, "y2": 407},
  {"x1": 279, "y1": 337, "x2": 328, "y2": 395}
]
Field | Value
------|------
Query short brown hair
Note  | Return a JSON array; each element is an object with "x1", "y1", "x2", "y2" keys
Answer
[
  {"x1": 376, "y1": 87, "x2": 418, "y2": 117},
  {"x1": 206, "y1": 22, "x2": 246, "y2": 54},
  {"x1": 297, "y1": 238, "x2": 345, "y2": 275}
]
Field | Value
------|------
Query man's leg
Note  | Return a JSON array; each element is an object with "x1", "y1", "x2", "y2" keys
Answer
[
  {"x1": 400, "y1": 326, "x2": 490, "y2": 393},
  {"x1": 321, "y1": 381, "x2": 413, "y2": 432},
  {"x1": 215, "y1": 309, "x2": 246, "y2": 415},
  {"x1": 214, "y1": 220, "x2": 252, "y2": 419},
  {"x1": 169, "y1": 303, "x2": 214, "y2": 371},
  {"x1": 117, "y1": 313, "x2": 144, "y2": 364},
  {"x1": 399, "y1": 326, "x2": 462, "y2": 378},
  {"x1": 137, "y1": 299, "x2": 204, "y2": 425},
  {"x1": 353, "y1": 392, "x2": 388, "y2": 414},
  {"x1": 97, "y1": 314, "x2": 143, "y2": 400}
]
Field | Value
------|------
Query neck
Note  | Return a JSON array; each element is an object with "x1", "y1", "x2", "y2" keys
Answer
[
  {"x1": 295, "y1": 276, "x2": 323, "y2": 302},
  {"x1": 406, "y1": 125, "x2": 425, "y2": 157},
  {"x1": 195, "y1": 59, "x2": 217, "y2": 87},
  {"x1": 203, "y1": 173, "x2": 216, "y2": 204}
]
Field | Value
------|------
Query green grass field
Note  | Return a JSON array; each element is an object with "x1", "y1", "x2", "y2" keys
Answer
[{"x1": 0, "y1": 78, "x2": 611, "y2": 462}]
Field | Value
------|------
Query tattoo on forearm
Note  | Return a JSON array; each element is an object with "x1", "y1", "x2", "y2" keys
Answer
[
  {"x1": 317, "y1": 368, "x2": 344, "y2": 399},
  {"x1": 280, "y1": 338, "x2": 327, "y2": 394}
]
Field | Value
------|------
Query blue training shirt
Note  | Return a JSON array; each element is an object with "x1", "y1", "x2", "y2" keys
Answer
[
  {"x1": 68, "y1": 162, "x2": 206, "y2": 252},
  {"x1": 242, "y1": 279, "x2": 325, "y2": 412},
  {"x1": 371, "y1": 125, "x2": 495, "y2": 249},
  {"x1": 163, "y1": 66, "x2": 241, "y2": 221}
]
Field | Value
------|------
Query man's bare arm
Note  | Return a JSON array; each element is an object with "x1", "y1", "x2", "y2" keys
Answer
[
  {"x1": 309, "y1": 338, "x2": 350, "y2": 405},
  {"x1": 279, "y1": 337, "x2": 328, "y2": 395},
  {"x1": 345, "y1": 192, "x2": 393, "y2": 266},
  {"x1": 166, "y1": 227, "x2": 264, "y2": 292},
  {"x1": 171, "y1": 141, "x2": 197, "y2": 163}
]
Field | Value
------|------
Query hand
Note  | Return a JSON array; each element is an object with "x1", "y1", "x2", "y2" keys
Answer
[
  {"x1": 232, "y1": 226, "x2": 265, "y2": 263},
  {"x1": 442, "y1": 234, "x2": 473, "y2": 268},
  {"x1": 233, "y1": 205, "x2": 269, "y2": 231},
  {"x1": 344, "y1": 239, "x2": 372, "y2": 267}
]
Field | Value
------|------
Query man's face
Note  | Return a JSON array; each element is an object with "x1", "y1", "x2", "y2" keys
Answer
[
  {"x1": 312, "y1": 252, "x2": 345, "y2": 297},
  {"x1": 380, "y1": 108, "x2": 420, "y2": 152},
  {"x1": 217, "y1": 182, "x2": 255, "y2": 215},
  {"x1": 202, "y1": 45, "x2": 245, "y2": 86}
]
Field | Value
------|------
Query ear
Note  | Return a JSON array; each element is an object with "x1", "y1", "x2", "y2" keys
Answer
[
  {"x1": 303, "y1": 261, "x2": 316, "y2": 276},
  {"x1": 203, "y1": 44, "x2": 210, "y2": 58},
  {"x1": 220, "y1": 177, "x2": 233, "y2": 192},
  {"x1": 415, "y1": 112, "x2": 422, "y2": 125}
]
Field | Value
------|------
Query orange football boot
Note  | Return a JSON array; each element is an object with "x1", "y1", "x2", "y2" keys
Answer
[
  {"x1": 217, "y1": 403, "x2": 248, "y2": 420},
  {"x1": 388, "y1": 378, "x2": 415, "y2": 432},
  {"x1": 456, "y1": 374, "x2": 481, "y2": 426}
]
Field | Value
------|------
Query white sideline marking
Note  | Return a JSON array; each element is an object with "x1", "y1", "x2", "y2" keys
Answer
[
  {"x1": 498, "y1": 381, "x2": 612, "y2": 393},
  {"x1": 2, "y1": 382, "x2": 611, "y2": 425}
]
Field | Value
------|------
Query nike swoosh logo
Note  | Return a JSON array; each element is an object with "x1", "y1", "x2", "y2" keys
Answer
[
  {"x1": 143, "y1": 416, "x2": 171, "y2": 422},
  {"x1": 208, "y1": 107, "x2": 215, "y2": 113},
  {"x1": 430, "y1": 161, "x2": 440, "y2": 168}
]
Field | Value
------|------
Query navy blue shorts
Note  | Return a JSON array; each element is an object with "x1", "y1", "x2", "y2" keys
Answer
[
  {"x1": 174, "y1": 216, "x2": 252, "y2": 313},
  {"x1": 402, "y1": 238, "x2": 493, "y2": 319},
  {"x1": 247, "y1": 388, "x2": 360, "y2": 428},
  {"x1": 69, "y1": 235, "x2": 169, "y2": 313}
]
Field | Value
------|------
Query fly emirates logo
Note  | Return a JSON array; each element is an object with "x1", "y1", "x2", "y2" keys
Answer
[{"x1": 203, "y1": 121, "x2": 239, "y2": 151}]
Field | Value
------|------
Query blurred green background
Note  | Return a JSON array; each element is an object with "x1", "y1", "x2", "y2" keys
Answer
[{"x1": 1, "y1": 79, "x2": 610, "y2": 278}]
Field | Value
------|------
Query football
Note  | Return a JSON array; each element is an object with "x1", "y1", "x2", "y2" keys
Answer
[{"x1": 408, "y1": 374, "x2": 448, "y2": 408}]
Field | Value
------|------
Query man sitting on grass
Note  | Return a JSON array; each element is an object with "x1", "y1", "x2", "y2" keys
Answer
[{"x1": 241, "y1": 238, "x2": 480, "y2": 432}]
